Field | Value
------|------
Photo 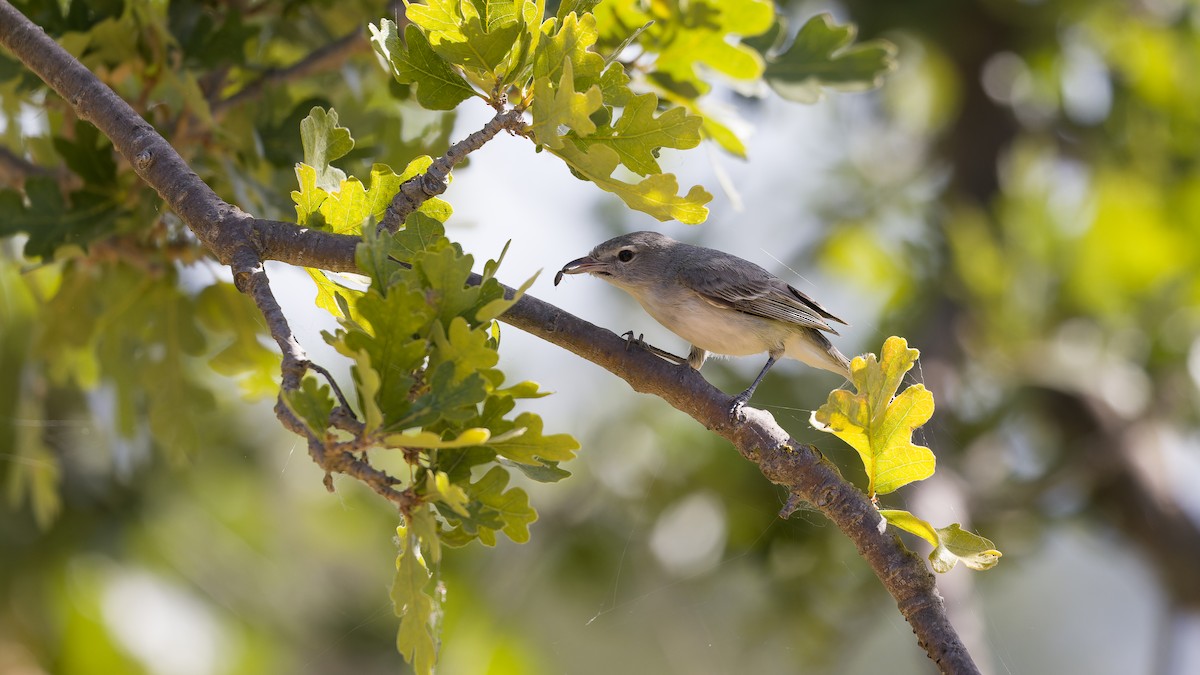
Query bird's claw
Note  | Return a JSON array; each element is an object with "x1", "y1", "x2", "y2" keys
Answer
[
  {"x1": 728, "y1": 394, "x2": 751, "y2": 423},
  {"x1": 620, "y1": 331, "x2": 689, "y2": 365}
]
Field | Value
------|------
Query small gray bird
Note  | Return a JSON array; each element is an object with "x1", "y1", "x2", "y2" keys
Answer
[{"x1": 556, "y1": 231, "x2": 851, "y2": 411}]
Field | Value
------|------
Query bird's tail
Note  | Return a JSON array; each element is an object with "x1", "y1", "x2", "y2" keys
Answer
[{"x1": 785, "y1": 330, "x2": 852, "y2": 380}]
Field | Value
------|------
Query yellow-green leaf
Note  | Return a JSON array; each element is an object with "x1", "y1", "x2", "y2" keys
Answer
[
  {"x1": 370, "y1": 20, "x2": 478, "y2": 110},
  {"x1": 881, "y1": 510, "x2": 1002, "y2": 573},
  {"x1": 550, "y1": 141, "x2": 711, "y2": 223},
  {"x1": 424, "y1": 470, "x2": 471, "y2": 518},
  {"x1": 530, "y1": 59, "x2": 603, "y2": 148},
  {"x1": 384, "y1": 426, "x2": 493, "y2": 449},
  {"x1": 811, "y1": 336, "x2": 935, "y2": 495},
  {"x1": 934, "y1": 523, "x2": 1003, "y2": 572},
  {"x1": 392, "y1": 531, "x2": 438, "y2": 674}
]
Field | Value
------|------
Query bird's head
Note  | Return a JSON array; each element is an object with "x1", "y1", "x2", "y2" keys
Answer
[{"x1": 555, "y1": 231, "x2": 678, "y2": 293}]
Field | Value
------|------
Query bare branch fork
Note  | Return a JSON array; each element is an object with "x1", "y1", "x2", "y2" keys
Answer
[
  {"x1": 378, "y1": 106, "x2": 528, "y2": 232},
  {"x1": 0, "y1": 3, "x2": 978, "y2": 672}
]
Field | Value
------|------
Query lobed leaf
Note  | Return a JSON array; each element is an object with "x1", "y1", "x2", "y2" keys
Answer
[
  {"x1": 371, "y1": 20, "x2": 478, "y2": 110},
  {"x1": 299, "y1": 107, "x2": 353, "y2": 191},
  {"x1": 550, "y1": 141, "x2": 711, "y2": 223},
  {"x1": 282, "y1": 376, "x2": 337, "y2": 437},
  {"x1": 811, "y1": 336, "x2": 935, "y2": 496},
  {"x1": 392, "y1": 531, "x2": 438, "y2": 675},
  {"x1": 576, "y1": 92, "x2": 702, "y2": 176},
  {"x1": 881, "y1": 510, "x2": 1002, "y2": 573},
  {"x1": 764, "y1": 13, "x2": 898, "y2": 104}
]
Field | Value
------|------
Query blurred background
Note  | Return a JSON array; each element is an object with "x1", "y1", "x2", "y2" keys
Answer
[{"x1": 3, "y1": 0, "x2": 1200, "y2": 673}]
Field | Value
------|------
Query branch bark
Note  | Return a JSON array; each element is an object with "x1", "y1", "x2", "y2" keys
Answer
[
  {"x1": 378, "y1": 107, "x2": 528, "y2": 232},
  {"x1": 0, "y1": 3, "x2": 978, "y2": 672}
]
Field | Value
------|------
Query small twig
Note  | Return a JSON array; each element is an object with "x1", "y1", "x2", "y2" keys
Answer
[
  {"x1": 211, "y1": 28, "x2": 368, "y2": 119},
  {"x1": 378, "y1": 107, "x2": 527, "y2": 232},
  {"x1": 308, "y1": 361, "x2": 354, "y2": 413},
  {"x1": 0, "y1": 147, "x2": 54, "y2": 188}
]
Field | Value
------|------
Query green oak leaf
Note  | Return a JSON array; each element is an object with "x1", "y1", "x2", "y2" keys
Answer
[
  {"x1": 429, "y1": 317, "x2": 500, "y2": 382},
  {"x1": 597, "y1": 61, "x2": 633, "y2": 106},
  {"x1": 392, "y1": 530, "x2": 438, "y2": 675},
  {"x1": 371, "y1": 20, "x2": 478, "y2": 110},
  {"x1": 811, "y1": 336, "x2": 935, "y2": 496},
  {"x1": 593, "y1": 0, "x2": 773, "y2": 97},
  {"x1": 404, "y1": 361, "x2": 489, "y2": 429},
  {"x1": 550, "y1": 141, "x2": 711, "y2": 223},
  {"x1": 290, "y1": 163, "x2": 328, "y2": 227},
  {"x1": 0, "y1": 178, "x2": 119, "y2": 259},
  {"x1": 356, "y1": 224, "x2": 405, "y2": 292},
  {"x1": 576, "y1": 91, "x2": 702, "y2": 175},
  {"x1": 764, "y1": 13, "x2": 898, "y2": 104},
  {"x1": 349, "y1": 348, "x2": 386, "y2": 434},
  {"x1": 423, "y1": 470, "x2": 471, "y2": 518},
  {"x1": 299, "y1": 107, "x2": 353, "y2": 191},
  {"x1": 317, "y1": 176, "x2": 370, "y2": 234},
  {"x1": 881, "y1": 510, "x2": 1002, "y2": 573},
  {"x1": 653, "y1": 0, "x2": 773, "y2": 85},
  {"x1": 486, "y1": 411, "x2": 579, "y2": 466},
  {"x1": 497, "y1": 0, "x2": 545, "y2": 87},
  {"x1": 304, "y1": 270, "x2": 363, "y2": 321},
  {"x1": 420, "y1": 1, "x2": 525, "y2": 77},
  {"x1": 340, "y1": 287, "x2": 434, "y2": 419},
  {"x1": 282, "y1": 376, "x2": 337, "y2": 436},
  {"x1": 408, "y1": 507, "x2": 443, "y2": 564},
  {"x1": 530, "y1": 59, "x2": 603, "y2": 149},
  {"x1": 403, "y1": 0, "x2": 465, "y2": 40},
  {"x1": 393, "y1": 212, "x2": 450, "y2": 261},
  {"x1": 557, "y1": 0, "x2": 601, "y2": 21},
  {"x1": 411, "y1": 244, "x2": 482, "y2": 325},
  {"x1": 500, "y1": 457, "x2": 571, "y2": 482},
  {"x1": 534, "y1": 11, "x2": 604, "y2": 89},
  {"x1": 469, "y1": 465, "x2": 537, "y2": 544}
]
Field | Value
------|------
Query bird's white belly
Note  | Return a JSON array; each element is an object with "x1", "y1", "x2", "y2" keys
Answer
[{"x1": 635, "y1": 292, "x2": 781, "y2": 356}]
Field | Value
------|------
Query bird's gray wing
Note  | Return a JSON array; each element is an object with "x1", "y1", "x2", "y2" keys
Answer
[{"x1": 678, "y1": 252, "x2": 848, "y2": 335}]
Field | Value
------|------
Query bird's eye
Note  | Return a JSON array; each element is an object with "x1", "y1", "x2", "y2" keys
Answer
[{"x1": 617, "y1": 249, "x2": 634, "y2": 262}]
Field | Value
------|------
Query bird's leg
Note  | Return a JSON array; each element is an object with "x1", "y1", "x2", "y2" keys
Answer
[
  {"x1": 687, "y1": 346, "x2": 708, "y2": 370},
  {"x1": 621, "y1": 331, "x2": 688, "y2": 365},
  {"x1": 730, "y1": 354, "x2": 779, "y2": 419}
]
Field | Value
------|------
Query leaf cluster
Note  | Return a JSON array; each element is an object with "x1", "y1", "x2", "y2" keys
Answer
[
  {"x1": 369, "y1": 1, "x2": 721, "y2": 223},
  {"x1": 813, "y1": 337, "x2": 1000, "y2": 573},
  {"x1": 282, "y1": 182, "x2": 576, "y2": 671}
]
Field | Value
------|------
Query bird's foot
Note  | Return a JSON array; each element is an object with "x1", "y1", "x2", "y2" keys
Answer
[
  {"x1": 621, "y1": 331, "x2": 646, "y2": 351},
  {"x1": 728, "y1": 390, "x2": 753, "y2": 423}
]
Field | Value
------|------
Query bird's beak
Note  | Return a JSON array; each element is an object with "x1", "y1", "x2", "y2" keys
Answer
[{"x1": 554, "y1": 255, "x2": 608, "y2": 286}]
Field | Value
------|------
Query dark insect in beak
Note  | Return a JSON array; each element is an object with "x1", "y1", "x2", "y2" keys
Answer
[{"x1": 554, "y1": 256, "x2": 603, "y2": 286}]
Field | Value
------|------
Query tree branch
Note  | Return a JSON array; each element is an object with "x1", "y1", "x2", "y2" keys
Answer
[
  {"x1": 378, "y1": 107, "x2": 527, "y2": 232},
  {"x1": 0, "y1": 3, "x2": 977, "y2": 671},
  {"x1": 211, "y1": 27, "x2": 369, "y2": 119}
]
